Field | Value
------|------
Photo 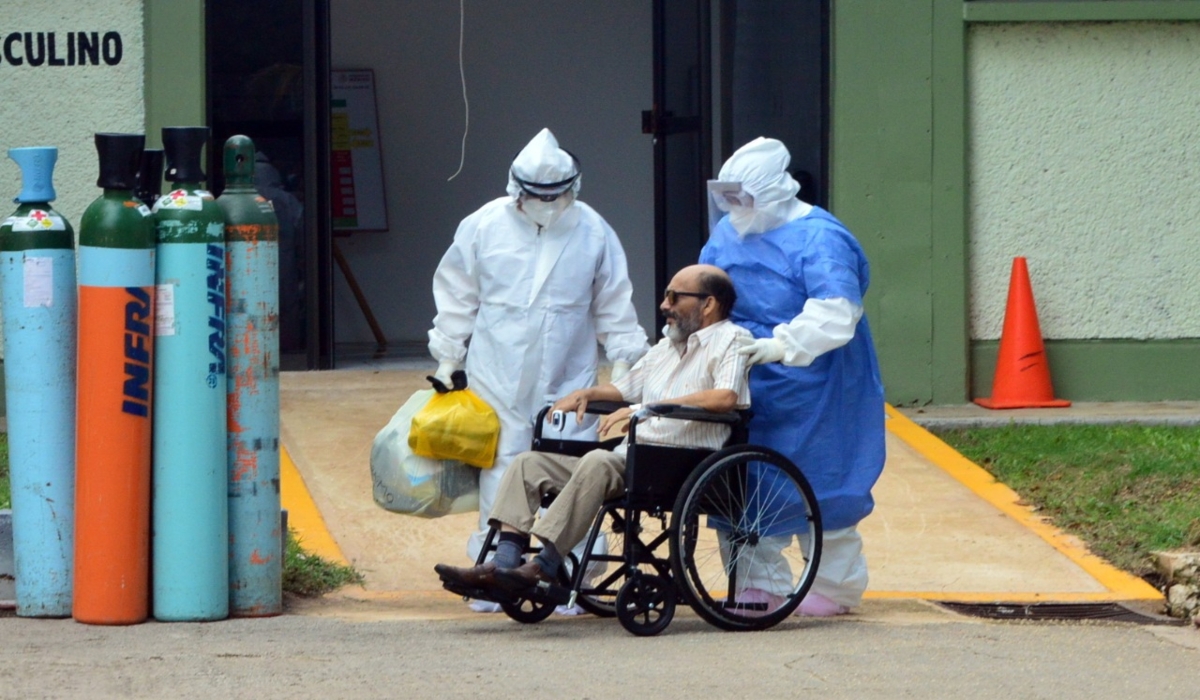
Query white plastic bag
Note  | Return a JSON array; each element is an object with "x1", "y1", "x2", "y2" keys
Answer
[{"x1": 370, "y1": 389, "x2": 480, "y2": 518}]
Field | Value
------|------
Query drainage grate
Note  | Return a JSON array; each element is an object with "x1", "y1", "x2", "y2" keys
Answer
[{"x1": 936, "y1": 601, "x2": 1183, "y2": 626}]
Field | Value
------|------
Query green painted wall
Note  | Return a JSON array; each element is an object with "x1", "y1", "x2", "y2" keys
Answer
[
  {"x1": 144, "y1": 0, "x2": 207, "y2": 149},
  {"x1": 830, "y1": 0, "x2": 969, "y2": 406},
  {"x1": 972, "y1": 340, "x2": 1200, "y2": 402}
]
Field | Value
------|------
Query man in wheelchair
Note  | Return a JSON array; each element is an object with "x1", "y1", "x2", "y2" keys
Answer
[{"x1": 435, "y1": 264, "x2": 751, "y2": 599}]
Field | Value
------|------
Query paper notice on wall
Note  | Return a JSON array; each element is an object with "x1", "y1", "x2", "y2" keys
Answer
[
  {"x1": 331, "y1": 69, "x2": 389, "y2": 232},
  {"x1": 23, "y1": 256, "x2": 53, "y2": 308},
  {"x1": 155, "y1": 283, "x2": 176, "y2": 336}
]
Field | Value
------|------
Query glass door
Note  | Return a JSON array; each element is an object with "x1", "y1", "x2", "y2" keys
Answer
[
  {"x1": 206, "y1": 0, "x2": 333, "y2": 369},
  {"x1": 646, "y1": 0, "x2": 712, "y2": 334}
]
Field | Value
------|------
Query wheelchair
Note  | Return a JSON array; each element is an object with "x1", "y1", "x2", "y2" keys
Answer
[{"x1": 440, "y1": 401, "x2": 823, "y2": 636}]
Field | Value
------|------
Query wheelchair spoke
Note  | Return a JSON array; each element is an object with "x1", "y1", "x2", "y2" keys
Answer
[{"x1": 671, "y1": 448, "x2": 823, "y2": 631}]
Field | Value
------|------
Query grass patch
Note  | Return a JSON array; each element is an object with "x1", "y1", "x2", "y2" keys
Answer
[
  {"x1": 283, "y1": 528, "x2": 364, "y2": 597},
  {"x1": 0, "y1": 433, "x2": 9, "y2": 510},
  {"x1": 933, "y1": 423, "x2": 1200, "y2": 576}
]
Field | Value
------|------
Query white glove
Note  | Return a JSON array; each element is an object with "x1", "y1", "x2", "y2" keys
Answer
[
  {"x1": 432, "y1": 359, "x2": 459, "y2": 388},
  {"x1": 610, "y1": 360, "x2": 631, "y2": 382},
  {"x1": 737, "y1": 337, "x2": 786, "y2": 365}
]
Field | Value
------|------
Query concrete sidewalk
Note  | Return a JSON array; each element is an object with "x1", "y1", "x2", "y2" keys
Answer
[{"x1": 279, "y1": 367, "x2": 1168, "y2": 610}]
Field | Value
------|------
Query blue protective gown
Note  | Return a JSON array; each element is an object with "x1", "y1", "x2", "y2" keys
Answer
[{"x1": 700, "y1": 206, "x2": 885, "y2": 532}]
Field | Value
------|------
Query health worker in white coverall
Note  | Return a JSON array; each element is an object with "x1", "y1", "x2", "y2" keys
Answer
[
  {"x1": 700, "y1": 137, "x2": 886, "y2": 617},
  {"x1": 428, "y1": 128, "x2": 649, "y2": 611}
]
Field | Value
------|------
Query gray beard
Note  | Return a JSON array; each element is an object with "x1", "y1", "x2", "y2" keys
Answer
[{"x1": 663, "y1": 313, "x2": 701, "y2": 343}]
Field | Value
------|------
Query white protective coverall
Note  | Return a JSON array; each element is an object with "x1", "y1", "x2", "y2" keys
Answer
[{"x1": 428, "y1": 128, "x2": 650, "y2": 562}]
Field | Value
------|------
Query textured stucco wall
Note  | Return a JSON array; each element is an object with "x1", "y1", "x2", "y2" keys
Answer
[
  {"x1": 0, "y1": 2, "x2": 145, "y2": 225},
  {"x1": 0, "y1": 1, "x2": 144, "y2": 361},
  {"x1": 968, "y1": 22, "x2": 1200, "y2": 341}
]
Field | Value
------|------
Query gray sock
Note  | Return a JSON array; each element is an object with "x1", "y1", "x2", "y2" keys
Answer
[
  {"x1": 494, "y1": 536, "x2": 525, "y2": 570},
  {"x1": 533, "y1": 541, "x2": 562, "y2": 577}
]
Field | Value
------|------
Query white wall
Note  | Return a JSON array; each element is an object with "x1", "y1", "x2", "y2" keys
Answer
[
  {"x1": 0, "y1": 1, "x2": 145, "y2": 358},
  {"x1": 0, "y1": 2, "x2": 145, "y2": 226},
  {"x1": 330, "y1": 0, "x2": 655, "y2": 349},
  {"x1": 968, "y1": 22, "x2": 1200, "y2": 341}
]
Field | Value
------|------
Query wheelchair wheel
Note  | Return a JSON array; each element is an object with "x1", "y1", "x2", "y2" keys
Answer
[
  {"x1": 615, "y1": 572, "x2": 675, "y2": 637},
  {"x1": 499, "y1": 595, "x2": 557, "y2": 624},
  {"x1": 670, "y1": 445, "x2": 822, "y2": 631},
  {"x1": 572, "y1": 506, "x2": 671, "y2": 618},
  {"x1": 499, "y1": 561, "x2": 573, "y2": 624}
]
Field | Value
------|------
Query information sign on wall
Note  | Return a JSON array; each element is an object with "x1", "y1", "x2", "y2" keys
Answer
[{"x1": 331, "y1": 69, "x2": 388, "y2": 232}]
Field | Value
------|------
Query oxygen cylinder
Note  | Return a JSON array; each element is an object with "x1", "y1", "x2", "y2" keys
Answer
[
  {"x1": 150, "y1": 127, "x2": 229, "y2": 621},
  {"x1": 74, "y1": 133, "x2": 156, "y2": 625},
  {"x1": 217, "y1": 135, "x2": 282, "y2": 616},
  {"x1": 1, "y1": 147, "x2": 77, "y2": 617},
  {"x1": 135, "y1": 148, "x2": 164, "y2": 209}
]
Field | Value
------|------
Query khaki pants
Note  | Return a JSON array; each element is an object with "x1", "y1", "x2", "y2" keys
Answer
[{"x1": 487, "y1": 449, "x2": 626, "y2": 553}]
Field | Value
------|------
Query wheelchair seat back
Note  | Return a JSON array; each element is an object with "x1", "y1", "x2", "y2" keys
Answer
[{"x1": 624, "y1": 443, "x2": 714, "y2": 510}]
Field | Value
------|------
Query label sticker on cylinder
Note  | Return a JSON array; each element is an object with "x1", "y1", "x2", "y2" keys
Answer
[
  {"x1": 23, "y1": 256, "x2": 53, "y2": 307},
  {"x1": 155, "y1": 283, "x2": 176, "y2": 336},
  {"x1": 10, "y1": 209, "x2": 67, "y2": 231},
  {"x1": 153, "y1": 190, "x2": 203, "y2": 212}
]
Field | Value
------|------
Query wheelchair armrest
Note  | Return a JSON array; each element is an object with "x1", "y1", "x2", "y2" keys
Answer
[
  {"x1": 627, "y1": 405, "x2": 751, "y2": 448},
  {"x1": 532, "y1": 401, "x2": 633, "y2": 445},
  {"x1": 534, "y1": 401, "x2": 631, "y2": 427},
  {"x1": 584, "y1": 400, "x2": 633, "y2": 415},
  {"x1": 633, "y1": 404, "x2": 748, "y2": 426}
]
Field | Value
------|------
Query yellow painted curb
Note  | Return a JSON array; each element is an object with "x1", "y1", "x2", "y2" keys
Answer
[
  {"x1": 884, "y1": 404, "x2": 1162, "y2": 602},
  {"x1": 281, "y1": 444, "x2": 349, "y2": 565}
]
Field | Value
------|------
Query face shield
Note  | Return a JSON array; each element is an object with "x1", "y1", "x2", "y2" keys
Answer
[
  {"x1": 506, "y1": 129, "x2": 583, "y2": 228},
  {"x1": 714, "y1": 137, "x2": 809, "y2": 236},
  {"x1": 510, "y1": 149, "x2": 581, "y2": 202},
  {"x1": 707, "y1": 181, "x2": 755, "y2": 230}
]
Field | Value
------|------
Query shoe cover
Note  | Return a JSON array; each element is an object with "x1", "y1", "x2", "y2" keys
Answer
[
  {"x1": 468, "y1": 599, "x2": 503, "y2": 613},
  {"x1": 795, "y1": 591, "x2": 849, "y2": 617},
  {"x1": 735, "y1": 587, "x2": 784, "y2": 617}
]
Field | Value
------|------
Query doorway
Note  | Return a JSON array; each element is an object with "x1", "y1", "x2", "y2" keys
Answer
[
  {"x1": 203, "y1": 1, "x2": 829, "y2": 362},
  {"x1": 647, "y1": 0, "x2": 830, "y2": 332},
  {"x1": 206, "y1": 0, "x2": 334, "y2": 370}
]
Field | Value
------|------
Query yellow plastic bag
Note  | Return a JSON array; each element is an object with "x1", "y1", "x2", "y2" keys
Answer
[{"x1": 409, "y1": 376, "x2": 500, "y2": 469}]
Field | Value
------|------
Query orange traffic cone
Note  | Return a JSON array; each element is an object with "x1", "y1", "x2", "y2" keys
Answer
[{"x1": 973, "y1": 257, "x2": 1070, "y2": 409}]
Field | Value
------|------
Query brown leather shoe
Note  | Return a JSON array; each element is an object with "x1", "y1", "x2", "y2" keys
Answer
[
  {"x1": 435, "y1": 561, "x2": 497, "y2": 589},
  {"x1": 493, "y1": 560, "x2": 556, "y2": 593}
]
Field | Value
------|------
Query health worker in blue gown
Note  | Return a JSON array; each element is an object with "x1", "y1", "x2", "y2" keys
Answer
[{"x1": 700, "y1": 137, "x2": 885, "y2": 617}]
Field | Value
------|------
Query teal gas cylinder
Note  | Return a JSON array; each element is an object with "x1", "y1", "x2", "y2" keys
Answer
[
  {"x1": 1, "y1": 146, "x2": 77, "y2": 617},
  {"x1": 150, "y1": 126, "x2": 229, "y2": 621}
]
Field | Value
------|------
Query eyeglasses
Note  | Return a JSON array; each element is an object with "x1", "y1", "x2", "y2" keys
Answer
[{"x1": 662, "y1": 289, "x2": 710, "y2": 305}]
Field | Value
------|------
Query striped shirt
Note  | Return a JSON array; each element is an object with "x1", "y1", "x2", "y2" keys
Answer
[{"x1": 610, "y1": 319, "x2": 752, "y2": 451}]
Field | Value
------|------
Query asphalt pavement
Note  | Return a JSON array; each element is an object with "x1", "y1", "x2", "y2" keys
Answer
[{"x1": 3, "y1": 364, "x2": 1198, "y2": 698}]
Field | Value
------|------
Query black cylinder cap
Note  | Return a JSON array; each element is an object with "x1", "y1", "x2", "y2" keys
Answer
[
  {"x1": 94, "y1": 132, "x2": 145, "y2": 190},
  {"x1": 135, "y1": 148, "x2": 164, "y2": 207},
  {"x1": 162, "y1": 126, "x2": 210, "y2": 183}
]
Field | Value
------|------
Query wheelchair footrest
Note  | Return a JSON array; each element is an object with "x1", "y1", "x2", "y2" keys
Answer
[
  {"x1": 440, "y1": 578, "x2": 509, "y2": 604},
  {"x1": 513, "y1": 581, "x2": 572, "y2": 607},
  {"x1": 440, "y1": 577, "x2": 572, "y2": 607}
]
